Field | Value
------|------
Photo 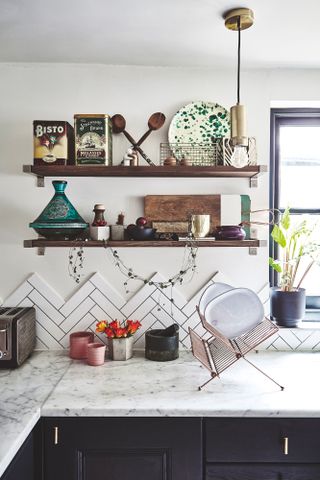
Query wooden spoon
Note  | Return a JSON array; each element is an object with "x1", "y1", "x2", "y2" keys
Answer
[
  {"x1": 136, "y1": 112, "x2": 166, "y2": 146},
  {"x1": 111, "y1": 114, "x2": 156, "y2": 166}
]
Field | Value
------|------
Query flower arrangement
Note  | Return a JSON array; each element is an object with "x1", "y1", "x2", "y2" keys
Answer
[{"x1": 96, "y1": 319, "x2": 141, "y2": 339}]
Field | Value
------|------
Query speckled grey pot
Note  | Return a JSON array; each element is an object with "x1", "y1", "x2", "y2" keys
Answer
[{"x1": 108, "y1": 337, "x2": 134, "y2": 361}]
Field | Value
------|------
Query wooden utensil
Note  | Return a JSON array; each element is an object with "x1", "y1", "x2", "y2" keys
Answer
[
  {"x1": 136, "y1": 112, "x2": 166, "y2": 146},
  {"x1": 111, "y1": 114, "x2": 156, "y2": 166}
]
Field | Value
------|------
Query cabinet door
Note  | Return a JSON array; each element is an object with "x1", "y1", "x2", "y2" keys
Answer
[
  {"x1": 206, "y1": 463, "x2": 320, "y2": 480},
  {"x1": 44, "y1": 417, "x2": 202, "y2": 480},
  {"x1": 1, "y1": 430, "x2": 34, "y2": 480}
]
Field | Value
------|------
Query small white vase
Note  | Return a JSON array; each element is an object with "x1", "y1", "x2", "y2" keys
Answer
[
  {"x1": 90, "y1": 225, "x2": 110, "y2": 241},
  {"x1": 108, "y1": 336, "x2": 134, "y2": 361}
]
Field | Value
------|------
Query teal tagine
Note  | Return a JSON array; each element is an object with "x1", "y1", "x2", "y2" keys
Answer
[{"x1": 30, "y1": 180, "x2": 88, "y2": 240}]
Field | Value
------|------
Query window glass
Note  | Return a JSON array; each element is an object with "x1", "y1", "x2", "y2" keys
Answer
[{"x1": 279, "y1": 126, "x2": 320, "y2": 209}]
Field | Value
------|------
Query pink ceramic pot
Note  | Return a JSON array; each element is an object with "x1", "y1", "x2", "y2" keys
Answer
[
  {"x1": 69, "y1": 331, "x2": 94, "y2": 359},
  {"x1": 87, "y1": 343, "x2": 106, "y2": 366}
]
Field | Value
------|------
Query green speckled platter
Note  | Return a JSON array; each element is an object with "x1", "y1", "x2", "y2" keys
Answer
[{"x1": 168, "y1": 101, "x2": 230, "y2": 145}]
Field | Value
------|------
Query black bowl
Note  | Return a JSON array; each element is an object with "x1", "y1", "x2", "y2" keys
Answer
[{"x1": 129, "y1": 227, "x2": 156, "y2": 240}]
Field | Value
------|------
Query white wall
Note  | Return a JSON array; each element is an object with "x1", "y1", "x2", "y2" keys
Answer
[{"x1": 1, "y1": 64, "x2": 320, "y2": 303}]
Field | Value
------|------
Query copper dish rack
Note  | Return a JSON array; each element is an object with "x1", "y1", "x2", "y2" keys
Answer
[{"x1": 189, "y1": 306, "x2": 284, "y2": 391}]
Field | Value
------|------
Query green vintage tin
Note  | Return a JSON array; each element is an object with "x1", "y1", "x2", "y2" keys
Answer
[{"x1": 74, "y1": 114, "x2": 112, "y2": 165}]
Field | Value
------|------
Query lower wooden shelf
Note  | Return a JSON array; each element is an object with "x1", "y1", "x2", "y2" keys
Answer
[{"x1": 24, "y1": 238, "x2": 265, "y2": 249}]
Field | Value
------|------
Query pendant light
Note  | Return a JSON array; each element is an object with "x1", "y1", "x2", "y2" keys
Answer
[{"x1": 224, "y1": 8, "x2": 254, "y2": 168}]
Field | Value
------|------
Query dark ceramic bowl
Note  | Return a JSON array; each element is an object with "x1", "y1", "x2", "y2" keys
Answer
[
  {"x1": 30, "y1": 223, "x2": 89, "y2": 240},
  {"x1": 129, "y1": 227, "x2": 156, "y2": 241},
  {"x1": 215, "y1": 225, "x2": 246, "y2": 241}
]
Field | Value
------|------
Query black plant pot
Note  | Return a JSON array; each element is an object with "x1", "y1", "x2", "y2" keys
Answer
[{"x1": 270, "y1": 287, "x2": 306, "y2": 327}]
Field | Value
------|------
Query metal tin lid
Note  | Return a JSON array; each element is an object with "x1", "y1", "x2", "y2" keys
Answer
[{"x1": 74, "y1": 114, "x2": 110, "y2": 118}]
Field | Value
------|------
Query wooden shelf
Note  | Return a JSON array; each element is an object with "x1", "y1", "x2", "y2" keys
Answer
[
  {"x1": 23, "y1": 165, "x2": 267, "y2": 187},
  {"x1": 24, "y1": 238, "x2": 266, "y2": 255}
]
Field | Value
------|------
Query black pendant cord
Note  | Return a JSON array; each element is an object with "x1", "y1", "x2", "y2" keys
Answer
[{"x1": 237, "y1": 16, "x2": 241, "y2": 104}]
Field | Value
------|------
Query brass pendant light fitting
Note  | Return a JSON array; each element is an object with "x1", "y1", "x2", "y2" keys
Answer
[{"x1": 224, "y1": 8, "x2": 254, "y2": 164}]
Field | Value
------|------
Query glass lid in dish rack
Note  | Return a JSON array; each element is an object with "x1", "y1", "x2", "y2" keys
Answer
[
  {"x1": 198, "y1": 282, "x2": 233, "y2": 317},
  {"x1": 168, "y1": 101, "x2": 230, "y2": 145},
  {"x1": 203, "y1": 288, "x2": 264, "y2": 339}
]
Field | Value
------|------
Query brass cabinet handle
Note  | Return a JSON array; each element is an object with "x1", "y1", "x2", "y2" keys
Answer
[
  {"x1": 283, "y1": 436, "x2": 288, "y2": 455},
  {"x1": 54, "y1": 426, "x2": 59, "y2": 445}
]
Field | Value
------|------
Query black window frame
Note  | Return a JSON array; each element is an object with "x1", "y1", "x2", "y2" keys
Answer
[{"x1": 270, "y1": 108, "x2": 320, "y2": 317}]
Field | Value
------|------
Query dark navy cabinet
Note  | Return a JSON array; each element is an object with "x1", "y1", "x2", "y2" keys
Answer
[
  {"x1": 205, "y1": 418, "x2": 320, "y2": 480},
  {"x1": 43, "y1": 417, "x2": 202, "y2": 480},
  {"x1": 1, "y1": 422, "x2": 41, "y2": 480}
]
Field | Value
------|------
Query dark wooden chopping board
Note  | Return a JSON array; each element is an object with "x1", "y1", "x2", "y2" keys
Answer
[{"x1": 144, "y1": 195, "x2": 221, "y2": 231}]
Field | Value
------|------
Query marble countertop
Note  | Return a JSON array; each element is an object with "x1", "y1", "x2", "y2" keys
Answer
[
  {"x1": 0, "y1": 351, "x2": 70, "y2": 477},
  {"x1": 2, "y1": 349, "x2": 320, "y2": 476}
]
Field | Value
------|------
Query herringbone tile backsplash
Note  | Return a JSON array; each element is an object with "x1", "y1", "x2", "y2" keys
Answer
[{"x1": 3, "y1": 272, "x2": 320, "y2": 351}]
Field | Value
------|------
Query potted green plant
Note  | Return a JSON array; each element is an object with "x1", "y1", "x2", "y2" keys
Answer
[{"x1": 269, "y1": 207, "x2": 320, "y2": 327}]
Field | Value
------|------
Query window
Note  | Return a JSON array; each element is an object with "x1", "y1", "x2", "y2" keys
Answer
[{"x1": 270, "y1": 108, "x2": 320, "y2": 320}]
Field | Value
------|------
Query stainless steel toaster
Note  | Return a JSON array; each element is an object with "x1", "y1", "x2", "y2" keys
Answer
[{"x1": 0, "y1": 307, "x2": 36, "y2": 368}]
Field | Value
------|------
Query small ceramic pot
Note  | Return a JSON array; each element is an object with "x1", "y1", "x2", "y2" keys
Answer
[
  {"x1": 111, "y1": 225, "x2": 125, "y2": 241},
  {"x1": 90, "y1": 225, "x2": 110, "y2": 241},
  {"x1": 87, "y1": 343, "x2": 106, "y2": 366},
  {"x1": 215, "y1": 225, "x2": 246, "y2": 240},
  {"x1": 108, "y1": 336, "x2": 134, "y2": 361},
  {"x1": 69, "y1": 331, "x2": 94, "y2": 359}
]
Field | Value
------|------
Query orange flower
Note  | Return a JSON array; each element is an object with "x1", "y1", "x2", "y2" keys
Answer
[
  {"x1": 109, "y1": 320, "x2": 120, "y2": 330},
  {"x1": 96, "y1": 320, "x2": 107, "y2": 333},
  {"x1": 127, "y1": 320, "x2": 141, "y2": 335},
  {"x1": 105, "y1": 327, "x2": 115, "y2": 338}
]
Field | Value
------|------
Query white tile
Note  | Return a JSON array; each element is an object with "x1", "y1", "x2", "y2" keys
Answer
[
  {"x1": 257, "y1": 283, "x2": 270, "y2": 305},
  {"x1": 28, "y1": 289, "x2": 65, "y2": 326},
  {"x1": 3, "y1": 280, "x2": 33, "y2": 307},
  {"x1": 60, "y1": 297, "x2": 95, "y2": 333},
  {"x1": 60, "y1": 282, "x2": 95, "y2": 317},
  {"x1": 89, "y1": 272, "x2": 125, "y2": 309},
  {"x1": 298, "y1": 331, "x2": 320, "y2": 350},
  {"x1": 90, "y1": 305, "x2": 114, "y2": 322},
  {"x1": 17, "y1": 298, "x2": 34, "y2": 308},
  {"x1": 151, "y1": 291, "x2": 187, "y2": 326},
  {"x1": 272, "y1": 337, "x2": 293, "y2": 351},
  {"x1": 90, "y1": 289, "x2": 125, "y2": 322},
  {"x1": 35, "y1": 308, "x2": 64, "y2": 341},
  {"x1": 35, "y1": 323, "x2": 63, "y2": 350},
  {"x1": 133, "y1": 313, "x2": 159, "y2": 348},
  {"x1": 28, "y1": 273, "x2": 64, "y2": 309},
  {"x1": 121, "y1": 277, "x2": 157, "y2": 317},
  {"x1": 128, "y1": 296, "x2": 157, "y2": 320},
  {"x1": 59, "y1": 313, "x2": 96, "y2": 348},
  {"x1": 290, "y1": 328, "x2": 314, "y2": 343},
  {"x1": 277, "y1": 330, "x2": 301, "y2": 349}
]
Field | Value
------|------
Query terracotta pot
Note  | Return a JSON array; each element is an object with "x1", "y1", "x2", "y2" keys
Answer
[
  {"x1": 69, "y1": 331, "x2": 94, "y2": 359},
  {"x1": 270, "y1": 287, "x2": 306, "y2": 327},
  {"x1": 87, "y1": 343, "x2": 106, "y2": 366},
  {"x1": 108, "y1": 336, "x2": 134, "y2": 361}
]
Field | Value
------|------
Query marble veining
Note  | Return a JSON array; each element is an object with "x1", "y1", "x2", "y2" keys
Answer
[
  {"x1": 2, "y1": 350, "x2": 320, "y2": 476},
  {"x1": 0, "y1": 351, "x2": 70, "y2": 477},
  {"x1": 42, "y1": 350, "x2": 320, "y2": 418}
]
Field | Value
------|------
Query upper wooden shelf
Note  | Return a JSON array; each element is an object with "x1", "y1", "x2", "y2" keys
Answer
[
  {"x1": 24, "y1": 238, "x2": 266, "y2": 256},
  {"x1": 23, "y1": 165, "x2": 267, "y2": 187}
]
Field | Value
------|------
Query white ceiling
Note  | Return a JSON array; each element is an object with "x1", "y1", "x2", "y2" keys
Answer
[{"x1": 1, "y1": 0, "x2": 320, "y2": 68}]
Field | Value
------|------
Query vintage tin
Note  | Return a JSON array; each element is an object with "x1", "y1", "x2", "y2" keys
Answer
[
  {"x1": 33, "y1": 121, "x2": 74, "y2": 166},
  {"x1": 74, "y1": 114, "x2": 112, "y2": 165}
]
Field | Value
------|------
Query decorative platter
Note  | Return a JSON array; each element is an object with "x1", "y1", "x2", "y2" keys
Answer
[{"x1": 168, "y1": 101, "x2": 230, "y2": 145}]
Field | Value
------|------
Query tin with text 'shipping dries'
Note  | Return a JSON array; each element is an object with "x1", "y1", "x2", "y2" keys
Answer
[
  {"x1": 74, "y1": 114, "x2": 112, "y2": 165},
  {"x1": 33, "y1": 120, "x2": 75, "y2": 166}
]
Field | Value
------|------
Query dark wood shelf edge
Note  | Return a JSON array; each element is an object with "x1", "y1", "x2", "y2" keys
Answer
[
  {"x1": 24, "y1": 239, "x2": 266, "y2": 248},
  {"x1": 23, "y1": 165, "x2": 267, "y2": 179}
]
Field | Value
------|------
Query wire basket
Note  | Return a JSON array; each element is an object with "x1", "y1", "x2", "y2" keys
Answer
[
  {"x1": 160, "y1": 137, "x2": 257, "y2": 166},
  {"x1": 160, "y1": 143, "x2": 219, "y2": 166}
]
